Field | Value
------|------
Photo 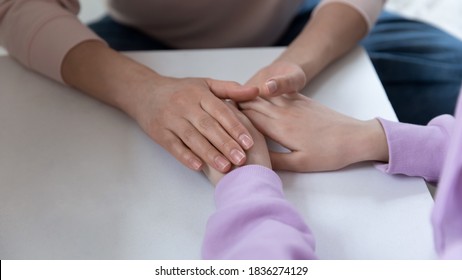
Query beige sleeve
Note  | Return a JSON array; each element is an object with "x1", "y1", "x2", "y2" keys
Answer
[
  {"x1": 0, "y1": 0, "x2": 105, "y2": 83},
  {"x1": 314, "y1": 0, "x2": 386, "y2": 30}
]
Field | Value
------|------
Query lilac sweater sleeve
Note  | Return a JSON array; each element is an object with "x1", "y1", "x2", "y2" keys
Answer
[
  {"x1": 202, "y1": 165, "x2": 316, "y2": 260},
  {"x1": 376, "y1": 88, "x2": 462, "y2": 259},
  {"x1": 431, "y1": 94, "x2": 462, "y2": 259},
  {"x1": 375, "y1": 115, "x2": 454, "y2": 183},
  {"x1": 0, "y1": 0, "x2": 104, "y2": 83}
]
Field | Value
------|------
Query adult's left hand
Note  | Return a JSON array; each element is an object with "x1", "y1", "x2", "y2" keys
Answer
[{"x1": 246, "y1": 61, "x2": 306, "y2": 97}]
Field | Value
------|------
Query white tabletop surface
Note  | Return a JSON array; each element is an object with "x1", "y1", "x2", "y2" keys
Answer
[{"x1": 0, "y1": 47, "x2": 435, "y2": 259}]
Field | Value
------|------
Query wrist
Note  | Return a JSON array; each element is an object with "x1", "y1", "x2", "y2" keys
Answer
[
  {"x1": 277, "y1": 3, "x2": 368, "y2": 84},
  {"x1": 276, "y1": 39, "x2": 329, "y2": 84},
  {"x1": 354, "y1": 119, "x2": 389, "y2": 163},
  {"x1": 62, "y1": 41, "x2": 164, "y2": 119}
]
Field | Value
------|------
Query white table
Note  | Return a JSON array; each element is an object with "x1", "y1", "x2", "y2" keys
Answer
[{"x1": 0, "y1": 48, "x2": 435, "y2": 259}]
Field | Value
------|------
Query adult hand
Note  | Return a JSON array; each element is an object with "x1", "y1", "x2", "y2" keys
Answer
[
  {"x1": 62, "y1": 41, "x2": 259, "y2": 173},
  {"x1": 246, "y1": 61, "x2": 306, "y2": 97},
  {"x1": 203, "y1": 102, "x2": 271, "y2": 186},
  {"x1": 133, "y1": 76, "x2": 259, "y2": 173},
  {"x1": 240, "y1": 93, "x2": 389, "y2": 172}
]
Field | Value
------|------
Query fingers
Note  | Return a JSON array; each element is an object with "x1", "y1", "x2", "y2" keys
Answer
[
  {"x1": 226, "y1": 103, "x2": 272, "y2": 169},
  {"x1": 241, "y1": 109, "x2": 283, "y2": 143},
  {"x1": 239, "y1": 97, "x2": 275, "y2": 116},
  {"x1": 164, "y1": 116, "x2": 235, "y2": 172},
  {"x1": 201, "y1": 96, "x2": 254, "y2": 150},
  {"x1": 158, "y1": 100, "x2": 249, "y2": 172},
  {"x1": 190, "y1": 115, "x2": 246, "y2": 168},
  {"x1": 225, "y1": 102, "x2": 261, "y2": 138},
  {"x1": 160, "y1": 130, "x2": 204, "y2": 171},
  {"x1": 207, "y1": 79, "x2": 259, "y2": 102},
  {"x1": 262, "y1": 71, "x2": 306, "y2": 96},
  {"x1": 202, "y1": 164, "x2": 226, "y2": 187},
  {"x1": 172, "y1": 96, "x2": 254, "y2": 172},
  {"x1": 167, "y1": 80, "x2": 256, "y2": 172}
]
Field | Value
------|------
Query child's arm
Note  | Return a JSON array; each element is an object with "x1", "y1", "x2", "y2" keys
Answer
[
  {"x1": 202, "y1": 165, "x2": 317, "y2": 260},
  {"x1": 202, "y1": 104, "x2": 316, "y2": 259},
  {"x1": 241, "y1": 93, "x2": 454, "y2": 183}
]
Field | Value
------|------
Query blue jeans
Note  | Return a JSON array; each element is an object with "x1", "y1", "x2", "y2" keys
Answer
[{"x1": 89, "y1": 2, "x2": 462, "y2": 125}]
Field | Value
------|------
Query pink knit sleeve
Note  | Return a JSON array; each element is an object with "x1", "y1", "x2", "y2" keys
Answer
[
  {"x1": 0, "y1": 0, "x2": 105, "y2": 83},
  {"x1": 314, "y1": 0, "x2": 386, "y2": 30}
]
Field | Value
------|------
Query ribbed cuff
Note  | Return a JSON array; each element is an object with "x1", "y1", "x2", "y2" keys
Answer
[
  {"x1": 215, "y1": 165, "x2": 283, "y2": 209},
  {"x1": 375, "y1": 117, "x2": 452, "y2": 183}
]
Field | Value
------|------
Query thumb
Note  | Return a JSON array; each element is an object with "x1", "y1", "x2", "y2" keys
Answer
[
  {"x1": 263, "y1": 73, "x2": 306, "y2": 96},
  {"x1": 207, "y1": 79, "x2": 259, "y2": 102}
]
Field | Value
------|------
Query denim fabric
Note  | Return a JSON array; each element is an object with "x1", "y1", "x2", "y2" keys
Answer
[
  {"x1": 88, "y1": 1, "x2": 462, "y2": 125},
  {"x1": 88, "y1": 16, "x2": 172, "y2": 51},
  {"x1": 362, "y1": 11, "x2": 462, "y2": 124}
]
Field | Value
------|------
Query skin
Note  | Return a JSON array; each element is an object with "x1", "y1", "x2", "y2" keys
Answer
[
  {"x1": 234, "y1": 3, "x2": 385, "y2": 173},
  {"x1": 240, "y1": 93, "x2": 389, "y2": 172},
  {"x1": 203, "y1": 103, "x2": 271, "y2": 185},
  {"x1": 61, "y1": 3, "x2": 370, "y2": 174},
  {"x1": 205, "y1": 95, "x2": 389, "y2": 184},
  {"x1": 247, "y1": 4, "x2": 368, "y2": 98},
  {"x1": 62, "y1": 41, "x2": 258, "y2": 173}
]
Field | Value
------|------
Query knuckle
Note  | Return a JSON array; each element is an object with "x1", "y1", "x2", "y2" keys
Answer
[
  {"x1": 198, "y1": 115, "x2": 216, "y2": 130},
  {"x1": 226, "y1": 119, "x2": 245, "y2": 135},
  {"x1": 165, "y1": 136, "x2": 183, "y2": 154},
  {"x1": 220, "y1": 138, "x2": 237, "y2": 153},
  {"x1": 181, "y1": 127, "x2": 198, "y2": 144},
  {"x1": 180, "y1": 150, "x2": 194, "y2": 165},
  {"x1": 205, "y1": 145, "x2": 220, "y2": 162}
]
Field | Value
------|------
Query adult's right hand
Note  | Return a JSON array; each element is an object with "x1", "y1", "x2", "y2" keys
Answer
[
  {"x1": 202, "y1": 102, "x2": 272, "y2": 186},
  {"x1": 62, "y1": 41, "x2": 259, "y2": 173},
  {"x1": 132, "y1": 76, "x2": 259, "y2": 172}
]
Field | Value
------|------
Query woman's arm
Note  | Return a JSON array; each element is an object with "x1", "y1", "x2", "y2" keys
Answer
[
  {"x1": 0, "y1": 0, "x2": 259, "y2": 173},
  {"x1": 0, "y1": 0, "x2": 101, "y2": 82},
  {"x1": 247, "y1": 0, "x2": 386, "y2": 96}
]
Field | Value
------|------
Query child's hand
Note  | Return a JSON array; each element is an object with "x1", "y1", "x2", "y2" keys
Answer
[
  {"x1": 240, "y1": 93, "x2": 389, "y2": 172},
  {"x1": 203, "y1": 102, "x2": 271, "y2": 186}
]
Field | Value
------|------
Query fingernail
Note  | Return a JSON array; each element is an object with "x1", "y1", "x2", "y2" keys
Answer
[
  {"x1": 215, "y1": 156, "x2": 231, "y2": 171},
  {"x1": 230, "y1": 149, "x2": 246, "y2": 165},
  {"x1": 266, "y1": 80, "x2": 277, "y2": 95},
  {"x1": 190, "y1": 158, "x2": 202, "y2": 170},
  {"x1": 239, "y1": 134, "x2": 254, "y2": 149}
]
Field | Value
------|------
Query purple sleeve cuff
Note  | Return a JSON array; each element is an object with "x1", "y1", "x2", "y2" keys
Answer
[
  {"x1": 214, "y1": 165, "x2": 283, "y2": 208},
  {"x1": 375, "y1": 116, "x2": 454, "y2": 183},
  {"x1": 202, "y1": 165, "x2": 316, "y2": 260}
]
